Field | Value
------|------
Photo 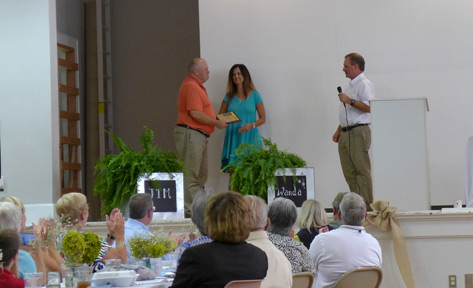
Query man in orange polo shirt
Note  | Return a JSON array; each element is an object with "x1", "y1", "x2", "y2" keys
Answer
[{"x1": 174, "y1": 58, "x2": 227, "y2": 217}]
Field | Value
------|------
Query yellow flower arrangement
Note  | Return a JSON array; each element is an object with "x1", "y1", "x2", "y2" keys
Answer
[
  {"x1": 61, "y1": 230, "x2": 101, "y2": 265},
  {"x1": 129, "y1": 231, "x2": 176, "y2": 259}
]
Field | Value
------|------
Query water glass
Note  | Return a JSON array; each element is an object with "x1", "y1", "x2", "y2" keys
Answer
[
  {"x1": 73, "y1": 266, "x2": 92, "y2": 288},
  {"x1": 104, "y1": 258, "x2": 122, "y2": 271},
  {"x1": 24, "y1": 272, "x2": 43, "y2": 288},
  {"x1": 150, "y1": 257, "x2": 162, "y2": 276},
  {"x1": 46, "y1": 271, "x2": 61, "y2": 288}
]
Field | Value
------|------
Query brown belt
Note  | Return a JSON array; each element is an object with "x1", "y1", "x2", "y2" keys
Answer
[{"x1": 177, "y1": 124, "x2": 210, "y2": 138}]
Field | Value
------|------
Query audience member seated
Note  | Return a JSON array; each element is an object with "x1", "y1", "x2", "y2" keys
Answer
[
  {"x1": 124, "y1": 193, "x2": 185, "y2": 262},
  {"x1": 171, "y1": 191, "x2": 268, "y2": 288},
  {"x1": 295, "y1": 199, "x2": 333, "y2": 249},
  {"x1": 1, "y1": 196, "x2": 63, "y2": 274},
  {"x1": 267, "y1": 198, "x2": 315, "y2": 274},
  {"x1": 0, "y1": 228, "x2": 25, "y2": 288},
  {"x1": 328, "y1": 192, "x2": 348, "y2": 229},
  {"x1": 244, "y1": 195, "x2": 293, "y2": 288},
  {"x1": 0, "y1": 202, "x2": 45, "y2": 280},
  {"x1": 309, "y1": 192, "x2": 382, "y2": 288},
  {"x1": 177, "y1": 189, "x2": 213, "y2": 263},
  {"x1": 55, "y1": 192, "x2": 127, "y2": 271}
]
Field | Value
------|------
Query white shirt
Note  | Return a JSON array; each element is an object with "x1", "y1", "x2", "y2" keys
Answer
[
  {"x1": 247, "y1": 230, "x2": 293, "y2": 288},
  {"x1": 309, "y1": 225, "x2": 382, "y2": 288},
  {"x1": 339, "y1": 73, "x2": 375, "y2": 127}
]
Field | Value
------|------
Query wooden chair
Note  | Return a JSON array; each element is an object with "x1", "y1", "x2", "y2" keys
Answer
[
  {"x1": 335, "y1": 266, "x2": 383, "y2": 288},
  {"x1": 292, "y1": 272, "x2": 314, "y2": 288},
  {"x1": 224, "y1": 279, "x2": 263, "y2": 288}
]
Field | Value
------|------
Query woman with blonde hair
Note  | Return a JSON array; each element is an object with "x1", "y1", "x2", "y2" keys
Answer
[
  {"x1": 295, "y1": 199, "x2": 333, "y2": 249},
  {"x1": 171, "y1": 191, "x2": 268, "y2": 287},
  {"x1": 55, "y1": 192, "x2": 126, "y2": 271},
  {"x1": 0, "y1": 196, "x2": 63, "y2": 277}
]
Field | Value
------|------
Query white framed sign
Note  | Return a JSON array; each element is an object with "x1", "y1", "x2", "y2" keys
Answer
[
  {"x1": 267, "y1": 167, "x2": 315, "y2": 210},
  {"x1": 137, "y1": 172, "x2": 184, "y2": 220}
]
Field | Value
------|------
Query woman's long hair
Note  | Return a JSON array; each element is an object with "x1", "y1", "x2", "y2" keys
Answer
[{"x1": 226, "y1": 64, "x2": 256, "y2": 101}]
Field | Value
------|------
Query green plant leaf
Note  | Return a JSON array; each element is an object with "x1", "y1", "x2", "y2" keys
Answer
[{"x1": 225, "y1": 137, "x2": 306, "y2": 199}]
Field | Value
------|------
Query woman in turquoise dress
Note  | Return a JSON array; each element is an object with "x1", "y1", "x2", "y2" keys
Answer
[{"x1": 219, "y1": 64, "x2": 266, "y2": 171}]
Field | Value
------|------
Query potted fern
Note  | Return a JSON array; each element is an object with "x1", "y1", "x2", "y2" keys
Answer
[
  {"x1": 225, "y1": 138, "x2": 307, "y2": 200},
  {"x1": 94, "y1": 127, "x2": 185, "y2": 216}
]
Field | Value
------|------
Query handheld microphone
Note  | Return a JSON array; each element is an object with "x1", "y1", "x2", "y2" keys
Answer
[{"x1": 337, "y1": 86, "x2": 345, "y2": 107}]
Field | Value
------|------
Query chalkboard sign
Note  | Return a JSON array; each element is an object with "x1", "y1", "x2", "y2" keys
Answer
[
  {"x1": 267, "y1": 168, "x2": 315, "y2": 209},
  {"x1": 274, "y1": 175, "x2": 308, "y2": 207},
  {"x1": 144, "y1": 180, "x2": 177, "y2": 212},
  {"x1": 137, "y1": 172, "x2": 184, "y2": 219}
]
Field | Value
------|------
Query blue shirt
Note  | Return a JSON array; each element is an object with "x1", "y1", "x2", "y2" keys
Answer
[
  {"x1": 124, "y1": 218, "x2": 151, "y2": 257},
  {"x1": 124, "y1": 218, "x2": 173, "y2": 261},
  {"x1": 18, "y1": 249, "x2": 36, "y2": 279}
]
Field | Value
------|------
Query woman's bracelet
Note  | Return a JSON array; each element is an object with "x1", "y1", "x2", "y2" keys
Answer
[{"x1": 252, "y1": 122, "x2": 256, "y2": 129}]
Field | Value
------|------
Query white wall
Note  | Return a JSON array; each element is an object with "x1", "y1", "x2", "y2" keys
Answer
[
  {"x1": 199, "y1": 0, "x2": 473, "y2": 208},
  {"x1": 0, "y1": 0, "x2": 59, "y2": 211}
]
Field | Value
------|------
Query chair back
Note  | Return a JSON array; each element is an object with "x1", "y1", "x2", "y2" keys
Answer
[
  {"x1": 335, "y1": 266, "x2": 383, "y2": 288},
  {"x1": 292, "y1": 272, "x2": 314, "y2": 288},
  {"x1": 224, "y1": 279, "x2": 263, "y2": 288}
]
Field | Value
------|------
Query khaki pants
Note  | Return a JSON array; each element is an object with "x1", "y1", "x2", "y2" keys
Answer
[
  {"x1": 338, "y1": 125, "x2": 373, "y2": 208},
  {"x1": 174, "y1": 126, "x2": 208, "y2": 216}
]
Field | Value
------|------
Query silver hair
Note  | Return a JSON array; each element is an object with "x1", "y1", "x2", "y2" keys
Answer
[
  {"x1": 128, "y1": 193, "x2": 153, "y2": 220},
  {"x1": 191, "y1": 189, "x2": 211, "y2": 235},
  {"x1": 188, "y1": 58, "x2": 205, "y2": 74},
  {"x1": 244, "y1": 195, "x2": 268, "y2": 229},
  {"x1": 340, "y1": 192, "x2": 366, "y2": 226},
  {"x1": 0, "y1": 202, "x2": 22, "y2": 231},
  {"x1": 267, "y1": 198, "x2": 297, "y2": 236},
  {"x1": 332, "y1": 192, "x2": 349, "y2": 214}
]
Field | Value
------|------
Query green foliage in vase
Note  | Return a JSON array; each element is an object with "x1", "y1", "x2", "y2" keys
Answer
[
  {"x1": 61, "y1": 230, "x2": 101, "y2": 265},
  {"x1": 82, "y1": 232, "x2": 101, "y2": 265},
  {"x1": 94, "y1": 126, "x2": 185, "y2": 215},
  {"x1": 225, "y1": 137, "x2": 307, "y2": 200},
  {"x1": 62, "y1": 230, "x2": 85, "y2": 264},
  {"x1": 129, "y1": 231, "x2": 176, "y2": 259}
]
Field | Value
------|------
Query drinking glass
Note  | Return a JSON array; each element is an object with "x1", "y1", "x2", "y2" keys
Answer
[
  {"x1": 46, "y1": 271, "x2": 61, "y2": 288},
  {"x1": 73, "y1": 266, "x2": 92, "y2": 288},
  {"x1": 24, "y1": 272, "x2": 43, "y2": 288}
]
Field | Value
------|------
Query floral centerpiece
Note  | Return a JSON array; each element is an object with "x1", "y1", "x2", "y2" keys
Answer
[
  {"x1": 60, "y1": 230, "x2": 102, "y2": 266},
  {"x1": 129, "y1": 231, "x2": 176, "y2": 259}
]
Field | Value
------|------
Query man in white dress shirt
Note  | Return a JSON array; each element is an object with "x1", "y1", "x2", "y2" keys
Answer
[
  {"x1": 332, "y1": 53, "x2": 375, "y2": 208},
  {"x1": 309, "y1": 192, "x2": 382, "y2": 288},
  {"x1": 244, "y1": 195, "x2": 293, "y2": 288}
]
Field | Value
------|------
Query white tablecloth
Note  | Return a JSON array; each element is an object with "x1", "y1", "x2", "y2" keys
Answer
[{"x1": 466, "y1": 136, "x2": 473, "y2": 207}]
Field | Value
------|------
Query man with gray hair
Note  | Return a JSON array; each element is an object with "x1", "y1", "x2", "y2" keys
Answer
[
  {"x1": 309, "y1": 192, "x2": 382, "y2": 288},
  {"x1": 174, "y1": 58, "x2": 227, "y2": 217},
  {"x1": 267, "y1": 198, "x2": 314, "y2": 274},
  {"x1": 124, "y1": 193, "x2": 155, "y2": 255},
  {"x1": 329, "y1": 192, "x2": 349, "y2": 229},
  {"x1": 124, "y1": 193, "x2": 185, "y2": 258},
  {"x1": 244, "y1": 195, "x2": 293, "y2": 288},
  {"x1": 177, "y1": 189, "x2": 213, "y2": 262}
]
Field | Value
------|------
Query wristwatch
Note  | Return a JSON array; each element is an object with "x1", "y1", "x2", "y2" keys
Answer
[{"x1": 350, "y1": 99, "x2": 356, "y2": 106}]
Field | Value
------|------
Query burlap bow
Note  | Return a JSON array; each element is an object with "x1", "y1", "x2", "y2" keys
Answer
[{"x1": 365, "y1": 200, "x2": 415, "y2": 288}]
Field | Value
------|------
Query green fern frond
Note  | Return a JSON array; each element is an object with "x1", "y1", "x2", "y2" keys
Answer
[{"x1": 225, "y1": 137, "x2": 306, "y2": 200}]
